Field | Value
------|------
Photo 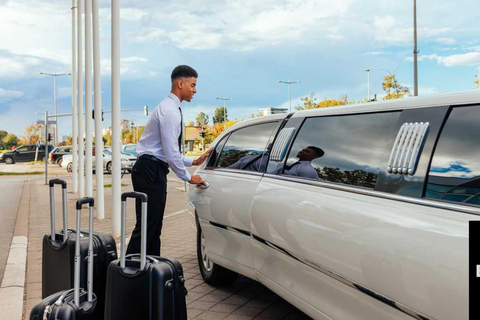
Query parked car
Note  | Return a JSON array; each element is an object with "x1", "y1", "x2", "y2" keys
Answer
[
  {"x1": 49, "y1": 146, "x2": 73, "y2": 166},
  {"x1": 62, "y1": 149, "x2": 136, "y2": 174},
  {"x1": 122, "y1": 144, "x2": 137, "y2": 157},
  {"x1": 187, "y1": 91, "x2": 480, "y2": 320},
  {"x1": 0, "y1": 144, "x2": 54, "y2": 164}
]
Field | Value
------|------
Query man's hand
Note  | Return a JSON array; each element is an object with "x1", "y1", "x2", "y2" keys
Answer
[
  {"x1": 188, "y1": 174, "x2": 204, "y2": 185},
  {"x1": 192, "y1": 148, "x2": 213, "y2": 166}
]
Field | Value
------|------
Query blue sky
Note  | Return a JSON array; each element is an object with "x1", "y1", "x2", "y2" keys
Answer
[{"x1": 1, "y1": 0, "x2": 480, "y2": 140}]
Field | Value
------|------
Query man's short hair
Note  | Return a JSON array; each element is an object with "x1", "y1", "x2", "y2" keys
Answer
[
  {"x1": 171, "y1": 65, "x2": 198, "y2": 82},
  {"x1": 307, "y1": 146, "x2": 324, "y2": 158}
]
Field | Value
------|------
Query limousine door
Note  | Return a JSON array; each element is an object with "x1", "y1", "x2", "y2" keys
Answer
[
  {"x1": 250, "y1": 107, "x2": 479, "y2": 320},
  {"x1": 193, "y1": 121, "x2": 280, "y2": 277}
]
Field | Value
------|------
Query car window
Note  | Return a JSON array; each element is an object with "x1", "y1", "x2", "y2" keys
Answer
[
  {"x1": 217, "y1": 122, "x2": 280, "y2": 172},
  {"x1": 16, "y1": 146, "x2": 28, "y2": 152},
  {"x1": 284, "y1": 112, "x2": 400, "y2": 188},
  {"x1": 425, "y1": 105, "x2": 480, "y2": 206},
  {"x1": 206, "y1": 134, "x2": 229, "y2": 168},
  {"x1": 125, "y1": 146, "x2": 136, "y2": 151}
]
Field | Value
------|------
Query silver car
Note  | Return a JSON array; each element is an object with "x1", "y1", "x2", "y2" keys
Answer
[{"x1": 62, "y1": 149, "x2": 136, "y2": 174}]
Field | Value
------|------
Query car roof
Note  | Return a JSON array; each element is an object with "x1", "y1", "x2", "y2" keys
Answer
[{"x1": 291, "y1": 90, "x2": 480, "y2": 118}]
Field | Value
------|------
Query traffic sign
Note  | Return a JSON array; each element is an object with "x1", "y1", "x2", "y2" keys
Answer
[{"x1": 36, "y1": 141, "x2": 41, "y2": 148}]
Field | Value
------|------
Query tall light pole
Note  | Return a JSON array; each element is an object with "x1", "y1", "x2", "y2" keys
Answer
[
  {"x1": 215, "y1": 97, "x2": 233, "y2": 130},
  {"x1": 413, "y1": 0, "x2": 419, "y2": 96},
  {"x1": 365, "y1": 69, "x2": 370, "y2": 101},
  {"x1": 278, "y1": 80, "x2": 301, "y2": 112},
  {"x1": 39, "y1": 72, "x2": 71, "y2": 146}
]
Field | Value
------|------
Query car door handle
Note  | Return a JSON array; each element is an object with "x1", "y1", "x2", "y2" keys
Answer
[{"x1": 197, "y1": 181, "x2": 210, "y2": 189}]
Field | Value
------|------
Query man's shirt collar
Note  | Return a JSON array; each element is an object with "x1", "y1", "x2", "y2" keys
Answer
[{"x1": 168, "y1": 92, "x2": 181, "y2": 107}]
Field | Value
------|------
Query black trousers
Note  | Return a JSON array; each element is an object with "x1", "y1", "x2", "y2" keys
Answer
[{"x1": 126, "y1": 157, "x2": 169, "y2": 256}]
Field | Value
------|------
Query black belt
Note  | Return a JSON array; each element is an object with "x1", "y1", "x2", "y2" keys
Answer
[{"x1": 139, "y1": 154, "x2": 169, "y2": 168}]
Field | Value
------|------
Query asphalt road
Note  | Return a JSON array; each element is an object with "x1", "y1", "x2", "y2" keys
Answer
[{"x1": 0, "y1": 178, "x2": 24, "y2": 284}]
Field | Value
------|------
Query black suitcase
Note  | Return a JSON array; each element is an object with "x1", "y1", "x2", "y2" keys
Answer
[
  {"x1": 104, "y1": 192, "x2": 188, "y2": 320},
  {"x1": 42, "y1": 179, "x2": 117, "y2": 315},
  {"x1": 31, "y1": 198, "x2": 100, "y2": 320}
]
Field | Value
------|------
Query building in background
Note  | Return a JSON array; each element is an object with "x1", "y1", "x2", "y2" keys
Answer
[
  {"x1": 120, "y1": 119, "x2": 131, "y2": 130},
  {"x1": 259, "y1": 107, "x2": 288, "y2": 116}
]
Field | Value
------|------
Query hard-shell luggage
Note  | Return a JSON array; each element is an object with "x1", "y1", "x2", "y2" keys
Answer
[
  {"x1": 42, "y1": 179, "x2": 117, "y2": 314},
  {"x1": 31, "y1": 197, "x2": 100, "y2": 320},
  {"x1": 104, "y1": 192, "x2": 188, "y2": 320}
]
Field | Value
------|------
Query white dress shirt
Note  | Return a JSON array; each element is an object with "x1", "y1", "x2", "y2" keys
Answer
[
  {"x1": 284, "y1": 160, "x2": 318, "y2": 180},
  {"x1": 136, "y1": 93, "x2": 193, "y2": 181}
]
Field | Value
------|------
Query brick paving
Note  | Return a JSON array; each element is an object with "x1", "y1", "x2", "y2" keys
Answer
[{"x1": 22, "y1": 170, "x2": 310, "y2": 319}]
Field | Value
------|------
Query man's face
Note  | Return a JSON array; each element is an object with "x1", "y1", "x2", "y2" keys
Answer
[
  {"x1": 179, "y1": 77, "x2": 197, "y2": 102},
  {"x1": 297, "y1": 147, "x2": 316, "y2": 161}
]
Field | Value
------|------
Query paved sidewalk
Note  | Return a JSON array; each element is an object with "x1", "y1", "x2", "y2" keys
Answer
[{"x1": 22, "y1": 173, "x2": 310, "y2": 319}]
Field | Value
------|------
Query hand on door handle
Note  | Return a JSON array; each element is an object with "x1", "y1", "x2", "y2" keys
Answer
[{"x1": 196, "y1": 181, "x2": 210, "y2": 189}]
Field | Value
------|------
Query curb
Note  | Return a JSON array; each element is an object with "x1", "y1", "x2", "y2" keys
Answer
[{"x1": 0, "y1": 181, "x2": 30, "y2": 320}]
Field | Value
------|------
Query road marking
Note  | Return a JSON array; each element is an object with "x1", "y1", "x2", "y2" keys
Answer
[{"x1": 164, "y1": 209, "x2": 189, "y2": 219}]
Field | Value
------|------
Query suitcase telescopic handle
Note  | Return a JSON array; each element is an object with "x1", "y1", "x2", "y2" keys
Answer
[
  {"x1": 120, "y1": 192, "x2": 148, "y2": 270},
  {"x1": 74, "y1": 197, "x2": 95, "y2": 307},
  {"x1": 48, "y1": 179, "x2": 68, "y2": 243}
]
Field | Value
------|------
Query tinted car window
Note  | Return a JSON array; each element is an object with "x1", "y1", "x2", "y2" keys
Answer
[
  {"x1": 206, "y1": 134, "x2": 229, "y2": 168},
  {"x1": 284, "y1": 112, "x2": 400, "y2": 188},
  {"x1": 425, "y1": 105, "x2": 480, "y2": 205},
  {"x1": 217, "y1": 122, "x2": 280, "y2": 172}
]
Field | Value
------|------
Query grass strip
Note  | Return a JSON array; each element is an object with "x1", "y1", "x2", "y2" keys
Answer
[{"x1": 0, "y1": 171, "x2": 44, "y2": 175}]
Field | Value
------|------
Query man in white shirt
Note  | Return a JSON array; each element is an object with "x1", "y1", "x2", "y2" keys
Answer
[
  {"x1": 284, "y1": 146, "x2": 324, "y2": 179},
  {"x1": 127, "y1": 65, "x2": 211, "y2": 256}
]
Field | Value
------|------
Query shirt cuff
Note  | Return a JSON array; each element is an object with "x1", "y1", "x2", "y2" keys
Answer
[
  {"x1": 183, "y1": 171, "x2": 192, "y2": 182},
  {"x1": 183, "y1": 156, "x2": 193, "y2": 167}
]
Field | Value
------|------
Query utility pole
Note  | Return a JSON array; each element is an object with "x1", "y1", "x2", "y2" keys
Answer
[
  {"x1": 413, "y1": 0, "x2": 419, "y2": 96},
  {"x1": 365, "y1": 69, "x2": 370, "y2": 101}
]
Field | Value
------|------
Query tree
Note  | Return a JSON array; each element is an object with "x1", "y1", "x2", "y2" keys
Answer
[
  {"x1": 0, "y1": 130, "x2": 8, "y2": 149},
  {"x1": 474, "y1": 71, "x2": 480, "y2": 89},
  {"x1": 213, "y1": 107, "x2": 228, "y2": 124},
  {"x1": 295, "y1": 93, "x2": 352, "y2": 110},
  {"x1": 65, "y1": 136, "x2": 73, "y2": 145},
  {"x1": 20, "y1": 123, "x2": 42, "y2": 145},
  {"x1": 382, "y1": 72, "x2": 410, "y2": 100},
  {"x1": 196, "y1": 112, "x2": 209, "y2": 127},
  {"x1": 186, "y1": 120, "x2": 194, "y2": 127},
  {"x1": 3, "y1": 133, "x2": 19, "y2": 149}
]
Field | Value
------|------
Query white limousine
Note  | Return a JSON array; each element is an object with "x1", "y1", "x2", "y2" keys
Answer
[{"x1": 187, "y1": 91, "x2": 480, "y2": 320}]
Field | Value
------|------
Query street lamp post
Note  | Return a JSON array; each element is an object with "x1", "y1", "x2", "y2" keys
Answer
[
  {"x1": 413, "y1": 0, "x2": 419, "y2": 96},
  {"x1": 215, "y1": 97, "x2": 233, "y2": 130},
  {"x1": 278, "y1": 80, "x2": 301, "y2": 112},
  {"x1": 365, "y1": 69, "x2": 370, "y2": 101},
  {"x1": 39, "y1": 72, "x2": 71, "y2": 146}
]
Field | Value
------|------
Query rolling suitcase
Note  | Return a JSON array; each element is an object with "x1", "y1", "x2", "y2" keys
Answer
[
  {"x1": 42, "y1": 179, "x2": 117, "y2": 315},
  {"x1": 104, "y1": 192, "x2": 188, "y2": 320},
  {"x1": 31, "y1": 197, "x2": 100, "y2": 320}
]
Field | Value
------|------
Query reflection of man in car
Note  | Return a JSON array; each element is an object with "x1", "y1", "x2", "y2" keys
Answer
[
  {"x1": 228, "y1": 152, "x2": 263, "y2": 171},
  {"x1": 284, "y1": 146, "x2": 324, "y2": 179}
]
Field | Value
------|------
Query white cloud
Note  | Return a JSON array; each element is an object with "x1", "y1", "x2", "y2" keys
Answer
[
  {"x1": 0, "y1": 88, "x2": 24, "y2": 103},
  {"x1": 364, "y1": 51, "x2": 389, "y2": 56},
  {"x1": 126, "y1": 28, "x2": 169, "y2": 43},
  {"x1": 121, "y1": 56, "x2": 148, "y2": 63},
  {"x1": 415, "y1": 52, "x2": 480, "y2": 67},
  {"x1": 436, "y1": 37, "x2": 456, "y2": 45}
]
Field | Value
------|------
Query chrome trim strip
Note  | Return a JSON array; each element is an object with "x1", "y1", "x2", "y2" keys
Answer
[
  {"x1": 187, "y1": 199, "x2": 195, "y2": 208},
  {"x1": 271, "y1": 127, "x2": 296, "y2": 162},
  {"x1": 208, "y1": 221, "x2": 432, "y2": 319},
  {"x1": 402, "y1": 123, "x2": 420, "y2": 174},
  {"x1": 263, "y1": 174, "x2": 480, "y2": 216},
  {"x1": 408, "y1": 123, "x2": 429, "y2": 175},
  {"x1": 387, "y1": 124, "x2": 405, "y2": 173},
  {"x1": 398, "y1": 123, "x2": 414, "y2": 174},
  {"x1": 393, "y1": 124, "x2": 410, "y2": 173},
  {"x1": 207, "y1": 168, "x2": 264, "y2": 177}
]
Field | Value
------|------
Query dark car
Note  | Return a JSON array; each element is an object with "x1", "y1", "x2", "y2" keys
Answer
[
  {"x1": 49, "y1": 146, "x2": 73, "y2": 166},
  {"x1": 0, "y1": 144, "x2": 54, "y2": 164}
]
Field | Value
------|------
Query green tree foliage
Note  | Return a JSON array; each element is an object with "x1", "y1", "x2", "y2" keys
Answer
[
  {"x1": 382, "y1": 72, "x2": 410, "y2": 100},
  {"x1": 186, "y1": 120, "x2": 194, "y2": 127},
  {"x1": 315, "y1": 167, "x2": 377, "y2": 189},
  {"x1": 3, "y1": 133, "x2": 19, "y2": 149},
  {"x1": 295, "y1": 93, "x2": 352, "y2": 110},
  {"x1": 213, "y1": 106, "x2": 228, "y2": 124},
  {"x1": 196, "y1": 112, "x2": 209, "y2": 127}
]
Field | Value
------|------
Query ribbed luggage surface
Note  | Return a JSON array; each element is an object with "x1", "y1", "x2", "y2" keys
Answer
[
  {"x1": 42, "y1": 230, "x2": 117, "y2": 313},
  {"x1": 104, "y1": 256, "x2": 187, "y2": 320}
]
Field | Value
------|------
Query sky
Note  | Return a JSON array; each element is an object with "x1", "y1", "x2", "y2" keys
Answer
[{"x1": 1, "y1": 0, "x2": 480, "y2": 140}]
